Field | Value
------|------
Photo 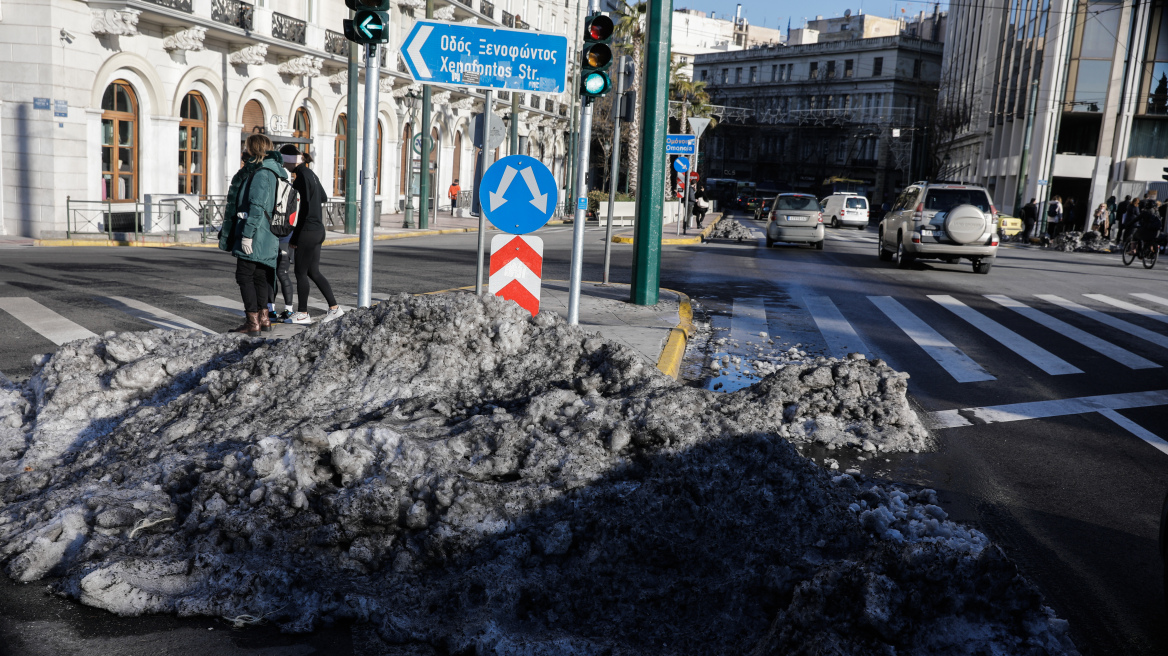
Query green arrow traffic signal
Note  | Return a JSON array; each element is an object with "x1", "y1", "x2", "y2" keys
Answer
[
  {"x1": 580, "y1": 13, "x2": 614, "y2": 100},
  {"x1": 345, "y1": 0, "x2": 390, "y2": 9},
  {"x1": 343, "y1": 9, "x2": 389, "y2": 44}
]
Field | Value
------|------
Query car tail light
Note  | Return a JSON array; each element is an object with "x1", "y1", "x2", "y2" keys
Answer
[
  {"x1": 769, "y1": 210, "x2": 777, "y2": 221},
  {"x1": 913, "y1": 202, "x2": 924, "y2": 221},
  {"x1": 817, "y1": 212, "x2": 823, "y2": 223}
]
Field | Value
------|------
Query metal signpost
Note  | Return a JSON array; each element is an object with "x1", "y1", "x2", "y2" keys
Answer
[
  {"x1": 357, "y1": 42, "x2": 381, "y2": 308},
  {"x1": 478, "y1": 154, "x2": 558, "y2": 304},
  {"x1": 673, "y1": 156, "x2": 689, "y2": 235}
]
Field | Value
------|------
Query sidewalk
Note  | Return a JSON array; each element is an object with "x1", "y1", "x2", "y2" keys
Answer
[{"x1": 611, "y1": 212, "x2": 723, "y2": 245}]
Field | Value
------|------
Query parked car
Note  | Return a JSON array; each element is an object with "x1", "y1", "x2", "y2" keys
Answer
[
  {"x1": 878, "y1": 183, "x2": 1000, "y2": 274},
  {"x1": 765, "y1": 193, "x2": 825, "y2": 249},
  {"x1": 821, "y1": 193, "x2": 870, "y2": 229},
  {"x1": 998, "y1": 214, "x2": 1023, "y2": 238}
]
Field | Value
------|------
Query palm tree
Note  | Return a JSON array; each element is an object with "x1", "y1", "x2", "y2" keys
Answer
[{"x1": 613, "y1": 2, "x2": 646, "y2": 194}]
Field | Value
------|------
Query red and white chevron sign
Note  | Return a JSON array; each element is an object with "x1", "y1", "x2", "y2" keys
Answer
[{"x1": 488, "y1": 234, "x2": 544, "y2": 316}]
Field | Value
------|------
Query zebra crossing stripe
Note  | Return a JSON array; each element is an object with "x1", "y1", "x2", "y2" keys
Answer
[
  {"x1": 189, "y1": 295, "x2": 245, "y2": 317},
  {"x1": 103, "y1": 296, "x2": 215, "y2": 334},
  {"x1": 1037, "y1": 295, "x2": 1168, "y2": 350},
  {"x1": 1132, "y1": 293, "x2": 1168, "y2": 310},
  {"x1": 932, "y1": 389, "x2": 1168, "y2": 429},
  {"x1": 1097, "y1": 409, "x2": 1168, "y2": 457},
  {"x1": 984, "y1": 295, "x2": 1159, "y2": 370},
  {"x1": 803, "y1": 294, "x2": 873, "y2": 359},
  {"x1": 929, "y1": 295, "x2": 1082, "y2": 375},
  {"x1": 1084, "y1": 294, "x2": 1168, "y2": 325},
  {"x1": 0, "y1": 297, "x2": 97, "y2": 345},
  {"x1": 868, "y1": 296, "x2": 995, "y2": 383},
  {"x1": 730, "y1": 297, "x2": 768, "y2": 344}
]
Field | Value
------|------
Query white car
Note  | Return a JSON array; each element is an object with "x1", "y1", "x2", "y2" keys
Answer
[
  {"x1": 877, "y1": 183, "x2": 1000, "y2": 274},
  {"x1": 821, "y1": 193, "x2": 870, "y2": 229}
]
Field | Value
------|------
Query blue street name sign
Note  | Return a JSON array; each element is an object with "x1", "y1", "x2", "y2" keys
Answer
[
  {"x1": 673, "y1": 156, "x2": 690, "y2": 173},
  {"x1": 479, "y1": 155, "x2": 560, "y2": 235},
  {"x1": 666, "y1": 134, "x2": 696, "y2": 155},
  {"x1": 401, "y1": 20, "x2": 569, "y2": 94},
  {"x1": 33, "y1": 98, "x2": 50, "y2": 110}
]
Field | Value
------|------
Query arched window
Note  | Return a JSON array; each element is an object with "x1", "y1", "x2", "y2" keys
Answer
[
  {"x1": 334, "y1": 114, "x2": 347, "y2": 196},
  {"x1": 376, "y1": 121, "x2": 383, "y2": 195},
  {"x1": 178, "y1": 92, "x2": 207, "y2": 196},
  {"x1": 399, "y1": 122, "x2": 412, "y2": 195},
  {"x1": 242, "y1": 99, "x2": 265, "y2": 135},
  {"x1": 452, "y1": 131, "x2": 462, "y2": 186},
  {"x1": 293, "y1": 107, "x2": 311, "y2": 141},
  {"x1": 101, "y1": 80, "x2": 138, "y2": 202}
]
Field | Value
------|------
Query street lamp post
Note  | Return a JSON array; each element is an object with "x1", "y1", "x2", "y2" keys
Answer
[{"x1": 403, "y1": 91, "x2": 419, "y2": 229}]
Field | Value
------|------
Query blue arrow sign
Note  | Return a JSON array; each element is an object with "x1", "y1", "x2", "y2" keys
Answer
[
  {"x1": 666, "y1": 134, "x2": 697, "y2": 155},
  {"x1": 673, "y1": 157, "x2": 690, "y2": 173},
  {"x1": 401, "y1": 20, "x2": 569, "y2": 93},
  {"x1": 479, "y1": 155, "x2": 559, "y2": 235}
]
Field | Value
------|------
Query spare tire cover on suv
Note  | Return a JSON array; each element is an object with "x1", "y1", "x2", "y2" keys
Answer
[{"x1": 944, "y1": 204, "x2": 989, "y2": 244}]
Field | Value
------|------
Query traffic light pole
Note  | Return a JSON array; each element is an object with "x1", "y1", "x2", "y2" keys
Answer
[
  {"x1": 510, "y1": 93, "x2": 520, "y2": 155},
  {"x1": 630, "y1": 0, "x2": 672, "y2": 306},
  {"x1": 344, "y1": 13, "x2": 360, "y2": 235},
  {"x1": 357, "y1": 43, "x2": 381, "y2": 308},
  {"x1": 602, "y1": 60, "x2": 628, "y2": 285},
  {"x1": 567, "y1": 0, "x2": 603, "y2": 325},
  {"x1": 475, "y1": 90, "x2": 494, "y2": 296},
  {"x1": 418, "y1": 0, "x2": 434, "y2": 230}
]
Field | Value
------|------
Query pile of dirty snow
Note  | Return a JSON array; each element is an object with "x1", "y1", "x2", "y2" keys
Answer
[
  {"x1": 708, "y1": 217, "x2": 756, "y2": 241},
  {"x1": 0, "y1": 294, "x2": 1077, "y2": 655},
  {"x1": 1045, "y1": 230, "x2": 1113, "y2": 252}
]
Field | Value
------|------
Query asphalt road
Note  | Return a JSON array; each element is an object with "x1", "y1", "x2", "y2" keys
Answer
[{"x1": 0, "y1": 214, "x2": 1166, "y2": 655}]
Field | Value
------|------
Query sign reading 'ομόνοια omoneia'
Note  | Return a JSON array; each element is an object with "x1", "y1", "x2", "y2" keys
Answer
[
  {"x1": 401, "y1": 20, "x2": 569, "y2": 94},
  {"x1": 666, "y1": 134, "x2": 696, "y2": 155}
]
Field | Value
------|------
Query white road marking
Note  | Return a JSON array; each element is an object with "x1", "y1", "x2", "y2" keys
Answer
[
  {"x1": 868, "y1": 296, "x2": 995, "y2": 383},
  {"x1": 803, "y1": 294, "x2": 873, "y2": 359},
  {"x1": 1098, "y1": 409, "x2": 1168, "y2": 457},
  {"x1": 985, "y1": 295, "x2": 1159, "y2": 370},
  {"x1": 928, "y1": 295, "x2": 1081, "y2": 375},
  {"x1": 931, "y1": 389, "x2": 1168, "y2": 428},
  {"x1": 1037, "y1": 295, "x2": 1168, "y2": 350},
  {"x1": 730, "y1": 297, "x2": 768, "y2": 344},
  {"x1": 0, "y1": 297, "x2": 97, "y2": 345},
  {"x1": 189, "y1": 295, "x2": 245, "y2": 317},
  {"x1": 1084, "y1": 294, "x2": 1168, "y2": 325},
  {"x1": 1132, "y1": 293, "x2": 1168, "y2": 310},
  {"x1": 103, "y1": 296, "x2": 215, "y2": 334}
]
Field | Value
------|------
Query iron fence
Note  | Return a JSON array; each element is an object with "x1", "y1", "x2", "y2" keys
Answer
[
  {"x1": 501, "y1": 10, "x2": 514, "y2": 27},
  {"x1": 272, "y1": 12, "x2": 306, "y2": 44},
  {"x1": 325, "y1": 30, "x2": 349, "y2": 57},
  {"x1": 324, "y1": 201, "x2": 382, "y2": 230},
  {"x1": 480, "y1": 0, "x2": 494, "y2": 18},
  {"x1": 66, "y1": 198, "x2": 180, "y2": 241},
  {"x1": 143, "y1": 0, "x2": 193, "y2": 12},
  {"x1": 212, "y1": 0, "x2": 253, "y2": 30}
]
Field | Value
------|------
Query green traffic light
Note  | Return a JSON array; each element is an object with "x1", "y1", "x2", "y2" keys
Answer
[
  {"x1": 343, "y1": 9, "x2": 389, "y2": 44},
  {"x1": 583, "y1": 71, "x2": 611, "y2": 96},
  {"x1": 580, "y1": 13, "x2": 615, "y2": 99}
]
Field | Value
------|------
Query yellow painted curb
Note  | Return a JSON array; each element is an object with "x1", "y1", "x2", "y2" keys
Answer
[
  {"x1": 611, "y1": 213, "x2": 724, "y2": 245},
  {"x1": 33, "y1": 239, "x2": 216, "y2": 248}
]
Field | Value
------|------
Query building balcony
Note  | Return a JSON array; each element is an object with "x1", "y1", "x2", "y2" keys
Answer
[
  {"x1": 501, "y1": 11, "x2": 514, "y2": 27},
  {"x1": 142, "y1": 0, "x2": 192, "y2": 12},
  {"x1": 515, "y1": 18, "x2": 530, "y2": 29},
  {"x1": 480, "y1": 0, "x2": 494, "y2": 19},
  {"x1": 272, "y1": 12, "x2": 306, "y2": 45},
  {"x1": 325, "y1": 29, "x2": 349, "y2": 57},
  {"x1": 211, "y1": 0, "x2": 254, "y2": 30}
]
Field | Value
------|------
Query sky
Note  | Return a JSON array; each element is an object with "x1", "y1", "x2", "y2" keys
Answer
[{"x1": 674, "y1": 0, "x2": 949, "y2": 32}]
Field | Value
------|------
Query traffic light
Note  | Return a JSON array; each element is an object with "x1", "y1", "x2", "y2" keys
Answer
[
  {"x1": 616, "y1": 56, "x2": 636, "y2": 121},
  {"x1": 343, "y1": 0, "x2": 390, "y2": 45},
  {"x1": 580, "y1": 13, "x2": 614, "y2": 99}
]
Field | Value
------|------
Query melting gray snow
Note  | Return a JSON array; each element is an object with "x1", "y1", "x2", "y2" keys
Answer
[
  {"x1": 1044, "y1": 230, "x2": 1113, "y2": 253},
  {"x1": 0, "y1": 294, "x2": 1076, "y2": 655},
  {"x1": 707, "y1": 218, "x2": 757, "y2": 242}
]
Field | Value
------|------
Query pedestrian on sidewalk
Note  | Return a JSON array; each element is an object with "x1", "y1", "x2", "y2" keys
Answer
[
  {"x1": 693, "y1": 185, "x2": 709, "y2": 229},
  {"x1": 448, "y1": 179, "x2": 461, "y2": 216},
  {"x1": 1046, "y1": 195, "x2": 1062, "y2": 237},
  {"x1": 1064, "y1": 198, "x2": 1077, "y2": 233},
  {"x1": 1021, "y1": 198, "x2": 1038, "y2": 241},
  {"x1": 267, "y1": 237, "x2": 295, "y2": 323},
  {"x1": 1092, "y1": 203, "x2": 1109, "y2": 236},
  {"x1": 219, "y1": 134, "x2": 284, "y2": 337},
  {"x1": 279, "y1": 145, "x2": 343, "y2": 325}
]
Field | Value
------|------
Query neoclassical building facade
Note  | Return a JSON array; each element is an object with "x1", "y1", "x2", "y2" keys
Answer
[{"x1": 0, "y1": 0, "x2": 579, "y2": 237}]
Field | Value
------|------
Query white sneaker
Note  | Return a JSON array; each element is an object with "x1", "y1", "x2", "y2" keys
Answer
[
  {"x1": 287, "y1": 312, "x2": 312, "y2": 325},
  {"x1": 321, "y1": 307, "x2": 345, "y2": 324}
]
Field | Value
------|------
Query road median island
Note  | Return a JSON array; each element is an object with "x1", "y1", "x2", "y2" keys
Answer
[
  {"x1": 611, "y1": 212, "x2": 723, "y2": 245},
  {"x1": 0, "y1": 293, "x2": 1076, "y2": 655}
]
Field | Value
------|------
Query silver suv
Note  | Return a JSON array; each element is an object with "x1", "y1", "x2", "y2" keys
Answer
[{"x1": 877, "y1": 183, "x2": 1000, "y2": 274}]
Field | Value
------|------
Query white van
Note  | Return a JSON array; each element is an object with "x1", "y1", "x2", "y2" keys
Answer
[{"x1": 821, "y1": 194, "x2": 870, "y2": 229}]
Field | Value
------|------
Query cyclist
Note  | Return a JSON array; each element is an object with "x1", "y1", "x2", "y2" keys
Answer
[{"x1": 1136, "y1": 200, "x2": 1163, "y2": 250}]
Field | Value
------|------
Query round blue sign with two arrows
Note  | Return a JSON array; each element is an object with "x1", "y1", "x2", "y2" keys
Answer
[{"x1": 478, "y1": 155, "x2": 559, "y2": 235}]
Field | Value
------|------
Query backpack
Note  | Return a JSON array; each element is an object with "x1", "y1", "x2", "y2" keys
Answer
[
  {"x1": 241, "y1": 168, "x2": 299, "y2": 237},
  {"x1": 1047, "y1": 202, "x2": 1058, "y2": 218}
]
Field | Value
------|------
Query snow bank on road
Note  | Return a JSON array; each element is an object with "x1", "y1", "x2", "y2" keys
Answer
[
  {"x1": 1045, "y1": 230, "x2": 1113, "y2": 253},
  {"x1": 0, "y1": 294, "x2": 1075, "y2": 655},
  {"x1": 708, "y1": 217, "x2": 757, "y2": 241}
]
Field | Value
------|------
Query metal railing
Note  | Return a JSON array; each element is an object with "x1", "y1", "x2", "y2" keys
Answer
[
  {"x1": 544, "y1": 98, "x2": 554, "y2": 112},
  {"x1": 480, "y1": 0, "x2": 494, "y2": 19},
  {"x1": 272, "y1": 12, "x2": 306, "y2": 44},
  {"x1": 501, "y1": 10, "x2": 514, "y2": 27},
  {"x1": 66, "y1": 198, "x2": 180, "y2": 241},
  {"x1": 324, "y1": 200, "x2": 382, "y2": 230},
  {"x1": 515, "y1": 18, "x2": 530, "y2": 29},
  {"x1": 143, "y1": 0, "x2": 193, "y2": 12},
  {"x1": 211, "y1": 0, "x2": 253, "y2": 30},
  {"x1": 325, "y1": 30, "x2": 349, "y2": 57},
  {"x1": 197, "y1": 195, "x2": 228, "y2": 242},
  {"x1": 455, "y1": 0, "x2": 472, "y2": 5}
]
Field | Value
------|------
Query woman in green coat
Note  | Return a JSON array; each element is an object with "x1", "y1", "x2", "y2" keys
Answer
[{"x1": 219, "y1": 134, "x2": 288, "y2": 336}]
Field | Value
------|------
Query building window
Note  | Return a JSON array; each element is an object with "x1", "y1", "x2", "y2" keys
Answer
[
  {"x1": 735, "y1": 67, "x2": 743, "y2": 83},
  {"x1": 749, "y1": 66, "x2": 757, "y2": 82},
  {"x1": 293, "y1": 107, "x2": 311, "y2": 141},
  {"x1": 334, "y1": 114, "x2": 347, "y2": 196},
  {"x1": 771, "y1": 64, "x2": 778, "y2": 81},
  {"x1": 844, "y1": 59, "x2": 854, "y2": 78},
  {"x1": 872, "y1": 57, "x2": 883, "y2": 76},
  {"x1": 701, "y1": 69, "x2": 708, "y2": 81},
  {"x1": 242, "y1": 99, "x2": 265, "y2": 136},
  {"x1": 913, "y1": 59, "x2": 922, "y2": 79},
  {"x1": 786, "y1": 65, "x2": 793, "y2": 81},
  {"x1": 400, "y1": 122, "x2": 412, "y2": 195},
  {"x1": 178, "y1": 92, "x2": 207, "y2": 196},
  {"x1": 721, "y1": 68, "x2": 729, "y2": 83},
  {"x1": 826, "y1": 61, "x2": 836, "y2": 78},
  {"x1": 101, "y1": 80, "x2": 138, "y2": 202},
  {"x1": 809, "y1": 61, "x2": 819, "y2": 79}
]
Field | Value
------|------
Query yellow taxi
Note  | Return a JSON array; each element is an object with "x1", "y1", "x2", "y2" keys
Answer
[{"x1": 998, "y1": 214, "x2": 1024, "y2": 237}]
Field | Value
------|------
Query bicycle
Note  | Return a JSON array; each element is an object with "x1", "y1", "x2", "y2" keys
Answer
[{"x1": 1121, "y1": 236, "x2": 1159, "y2": 269}]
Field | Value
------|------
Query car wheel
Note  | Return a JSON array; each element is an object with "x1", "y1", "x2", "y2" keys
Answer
[
  {"x1": 973, "y1": 257, "x2": 994, "y2": 274},
  {"x1": 895, "y1": 235, "x2": 914, "y2": 269},
  {"x1": 878, "y1": 232, "x2": 893, "y2": 261},
  {"x1": 831, "y1": 216, "x2": 839, "y2": 228},
  {"x1": 815, "y1": 239, "x2": 825, "y2": 250},
  {"x1": 765, "y1": 235, "x2": 774, "y2": 248}
]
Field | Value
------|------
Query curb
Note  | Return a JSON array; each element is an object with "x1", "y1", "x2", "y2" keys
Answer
[
  {"x1": 423, "y1": 280, "x2": 693, "y2": 380},
  {"x1": 33, "y1": 220, "x2": 577, "y2": 249},
  {"x1": 611, "y1": 213, "x2": 723, "y2": 245}
]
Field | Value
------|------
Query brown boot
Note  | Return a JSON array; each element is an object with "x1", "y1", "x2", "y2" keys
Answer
[
  {"x1": 258, "y1": 310, "x2": 272, "y2": 333},
  {"x1": 230, "y1": 311, "x2": 261, "y2": 337}
]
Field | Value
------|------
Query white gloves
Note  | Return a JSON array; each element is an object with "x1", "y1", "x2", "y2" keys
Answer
[{"x1": 240, "y1": 237, "x2": 253, "y2": 255}]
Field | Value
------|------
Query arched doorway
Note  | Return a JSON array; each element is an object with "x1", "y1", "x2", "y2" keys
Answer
[
  {"x1": 178, "y1": 92, "x2": 207, "y2": 196},
  {"x1": 334, "y1": 113, "x2": 347, "y2": 196},
  {"x1": 101, "y1": 80, "x2": 138, "y2": 202},
  {"x1": 292, "y1": 107, "x2": 311, "y2": 141},
  {"x1": 399, "y1": 122, "x2": 412, "y2": 195}
]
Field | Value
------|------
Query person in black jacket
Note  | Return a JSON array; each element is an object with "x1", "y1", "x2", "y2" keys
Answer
[
  {"x1": 279, "y1": 145, "x2": 343, "y2": 325},
  {"x1": 1021, "y1": 198, "x2": 1038, "y2": 241}
]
